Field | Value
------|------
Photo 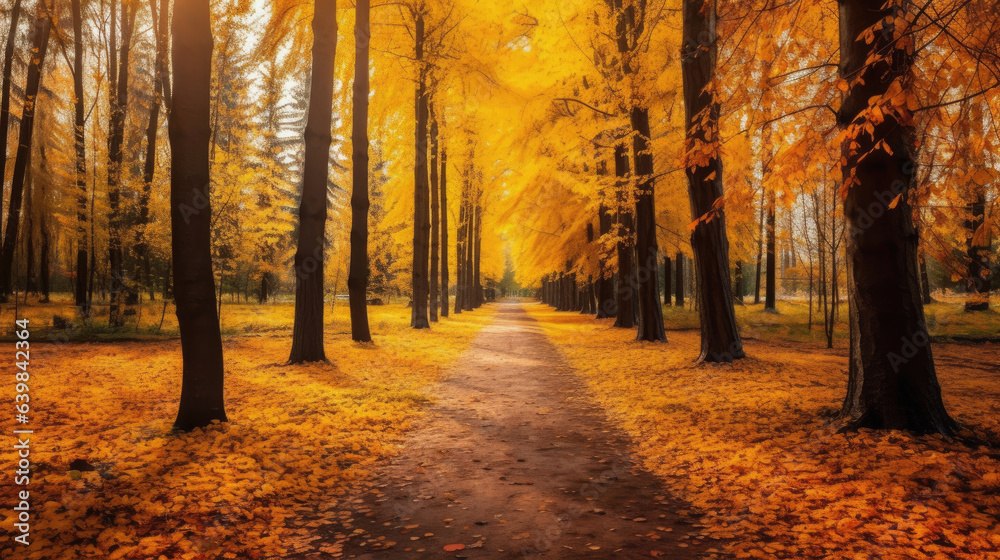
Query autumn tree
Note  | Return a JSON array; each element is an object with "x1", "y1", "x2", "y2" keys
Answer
[
  {"x1": 350, "y1": 0, "x2": 373, "y2": 342},
  {"x1": 289, "y1": 0, "x2": 337, "y2": 363},
  {"x1": 170, "y1": 0, "x2": 227, "y2": 431},
  {"x1": 837, "y1": 0, "x2": 954, "y2": 435}
]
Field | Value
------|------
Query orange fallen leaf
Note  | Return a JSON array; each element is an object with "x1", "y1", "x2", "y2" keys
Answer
[{"x1": 443, "y1": 544, "x2": 466, "y2": 552}]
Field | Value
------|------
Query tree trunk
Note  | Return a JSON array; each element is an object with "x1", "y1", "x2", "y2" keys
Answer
[
  {"x1": 0, "y1": 8, "x2": 49, "y2": 302},
  {"x1": 837, "y1": 0, "x2": 954, "y2": 435},
  {"x1": 473, "y1": 194, "x2": 482, "y2": 307},
  {"x1": 964, "y1": 189, "x2": 990, "y2": 311},
  {"x1": 440, "y1": 145, "x2": 450, "y2": 316},
  {"x1": 663, "y1": 256, "x2": 672, "y2": 306},
  {"x1": 411, "y1": 11, "x2": 431, "y2": 328},
  {"x1": 70, "y1": 0, "x2": 89, "y2": 312},
  {"x1": 136, "y1": 0, "x2": 168, "y2": 310},
  {"x1": 454, "y1": 184, "x2": 465, "y2": 314},
  {"x1": 349, "y1": 0, "x2": 372, "y2": 342},
  {"x1": 734, "y1": 261, "x2": 743, "y2": 303},
  {"x1": 919, "y1": 252, "x2": 931, "y2": 305},
  {"x1": 681, "y1": 0, "x2": 742, "y2": 361},
  {"x1": 170, "y1": 0, "x2": 227, "y2": 431},
  {"x1": 0, "y1": 0, "x2": 22, "y2": 238},
  {"x1": 613, "y1": 143, "x2": 635, "y2": 329},
  {"x1": 596, "y1": 197, "x2": 617, "y2": 318},
  {"x1": 289, "y1": 0, "x2": 337, "y2": 362},
  {"x1": 108, "y1": 0, "x2": 137, "y2": 327},
  {"x1": 429, "y1": 104, "x2": 440, "y2": 321},
  {"x1": 463, "y1": 182, "x2": 475, "y2": 312},
  {"x1": 765, "y1": 190, "x2": 776, "y2": 310},
  {"x1": 675, "y1": 253, "x2": 684, "y2": 308},
  {"x1": 632, "y1": 106, "x2": 666, "y2": 342},
  {"x1": 754, "y1": 196, "x2": 764, "y2": 304},
  {"x1": 39, "y1": 225, "x2": 50, "y2": 303}
]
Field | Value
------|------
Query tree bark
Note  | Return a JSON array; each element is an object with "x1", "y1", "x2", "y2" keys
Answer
[
  {"x1": 681, "y1": 0, "x2": 742, "y2": 361},
  {"x1": 454, "y1": 182, "x2": 465, "y2": 314},
  {"x1": 663, "y1": 256, "x2": 671, "y2": 306},
  {"x1": 0, "y1": 7, "x2": 49, "y2": 302},
  {"x1": 289, "y1": 0, "x2": 337, "y2": 362},
  {"x1": 170, "y1": 0, "x2": 227, "y2": 431},
  {"x1": 410, "y1": 11, "x2": 431, "y2": 328},
  {"x1": 440, "y1": 145, "x2": 450, "y2": 316},
  {"x1": 613, "y1": 143, "x2": 635, "y2": 329},
  {"x1": 463, "y1": 181, "x2": 475, "y2": 312},
  {"x1": 734, "y1": 260, "x2": 743, "y2": 303},
  {"x1": 764, "y1": 190, "x2": 777, "y2": 310},
  {"x1": 632, "y1": 106, "x2": 666, "y2": 342},
  {"x1": 107, "y1": 0, "x2": 137, "y2": 326},
  {"x1": 349, "y1": 0, "x2": 372, "y2": 342},
  {"x1": 0, "y1": 0, "x2": 22, "y2": 238},
  {"x1": 69, "y1": 0, "x2": 89, "y2": 311},
  {"x1": 429, "y1": 103, "x2": 440, "y2": 321},
  {"x1": 837, "y1": 0, "x2": 954, "y2": 435},
  {"x1": 919, "y1": 251, "x2": 931, "y2": 305},
  {"x1": 964, "y1": 189, "x2": 990, "y2": 311},
  {"x1": 596, "y1": 201, "x2": 617, "y2": 318},
  {"x1": 675, "y1": 252, "x2": 684, "y2": 308},
  {"x1": 473, "y1": 192, "x2": 482, "y2": 307}
]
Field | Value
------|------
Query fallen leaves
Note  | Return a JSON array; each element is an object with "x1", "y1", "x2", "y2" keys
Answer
[{"x1": 529, "y1": 305, "x2": 1000, "y2": 559}]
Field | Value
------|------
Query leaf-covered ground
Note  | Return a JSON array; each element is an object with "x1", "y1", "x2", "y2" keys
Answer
[
  {"x1": 1, "y1": 303, "x2": 494, "y2": 559},
  {"x1": 527, "y1": 304, "x2": 1000, "y2": 559}
]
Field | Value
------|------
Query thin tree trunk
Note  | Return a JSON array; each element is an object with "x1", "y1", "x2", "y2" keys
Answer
[
  {"x1": 734, "y1": 261, "x2": 743, "y2": 303},
  {"x1": 429, "y1": 103, "x2": 439, "y2": 321},
  {"x1": 0, "y1": 8, "x2": 49, "y2": 302},
  {"x1": 964, "y1": 189, "x2": 990, "y2": 311},
  {"x1": 613, "y1": 143, "x2": 635, "y2": 329},
  {"x1": 837, "y1": 0, "x2": 954, "y2": 435},
  {"x1": 675, "y1": 252, "x2": 684, "y2": 308},
  {"x1": 463, "y1": 180, "x2": 475, "y2": 311},
  {"x1": 919, "y1": 252, "x2": 931, "y2": 305},
  {"x1": 663, "y1": 256, "x2": 671, "y2": 306},
  {"x1": 289, "y1": 0, "x2": 337, "y2": 362},
  {"x1": 765, "y1": 189, "x2": 776, "y2": 310},
  {"x1": 0, "y1": 0, "x2": 22, "y2": 238},
  {"x1": 440, "y1": 144, "x2": 450, "y2": 316},
  {"x1": 632, "y1": 105, "x2": 665, "y2": 342},
  {"x1": 349, "y1": 0, "x2": 372, "y2": 342},
  {"x1": 411, "y1": 11, "x2": 431, "y2": 328},
  {"x1": 473, "y1": 192, "x2": 482, "y2": 307},
  {"x1": 70, "y1": 0, "x2": 89, "y2": 312},
  {"x1": 170, "y1": 0, "x2": 227, "y2": 430},
  {"x1": 454, "y1": 183, "x2": 465, "y2": 314}
]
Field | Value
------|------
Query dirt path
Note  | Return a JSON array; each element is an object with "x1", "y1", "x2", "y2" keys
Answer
[{"x1": 337, "y1": 302, "x2": 713, "y2": 559}]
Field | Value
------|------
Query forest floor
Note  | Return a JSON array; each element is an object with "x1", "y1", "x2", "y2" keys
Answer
[
  {"x1": 2, "y1": 299, "x2": 999, "y2": 559},
  {"x1": 529, "y1": 303, "x2": 1000, "y2": 559}
]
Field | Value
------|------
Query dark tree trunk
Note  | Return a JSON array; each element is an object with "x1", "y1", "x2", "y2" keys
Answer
[
  {"x1": 39, "y1": 225, "x2": 50, "y2": 303},
  {"x1": 429, "y1": 104, "x2": 440, "y2": 321},
  {"x1": 440, "y1": 145, "x2": 450, "y2": 316},
  {"x1": 613, "y1": 143, "x2": 635, "y2": 329},
  {"x1": 764, "y1": 190, "x2": 776, "y2": 310},
  {"x1": 108, "y1": 0, "x2": 137, "y2": 327},
  {"x1": 632, "y1": 106, "x2": 666, "y2": 342},
  {"x1": 919, "y1": 252, "x2": 931, "y2": 305},
  {"x1": 463, "y1": 184, "x2": 475, "y2": 311},
  {"x1": 663, "y1": 256, "x2": 672, "y2": 306},
  {"x1": 681, "y1": 0, "x2": 743, "y2": 361},
  {"x1": 349, "y1": 0, "x2": 372, "y2": 342},
  {"x1": 289, "y1": 0, "x2": 337, "y2": 362},
  {"x1": 473, "y1": 195, "x2": 482, "y2": 307},
  {"x1": 170, "y1": 0, "x2": 227, "y2": 430},
  {"x1": 596, "y1": 198, "x2": 617, "y2": 318},
  {"x1": 136, "y1": 0, "x2": 168, "y2": 308},
  {"x1": 411, "y1": 12, "x2": 431, "y2": 328},
  {"x1": 837, "y1": 0, "x2": 954, "y2": 435},
  {"x1": 734, "y1": 261, "x2": 744, "y2": 303},
  {"x1": 0, "y1": 8, "x2": 49, "y2": 302},
  {"x1": 70, "y1": 0, "x2": 89, "y2": 312},
  {"x1": 675, "y1": 253, "x2": 684, "y2": 308},
  {"x1": 0, "y1": 0, "x2": 22, "y2": 238},
  {"x1": 454, "y1": 186, "x2": 465, "y2": 314},
  {"x1": 754, "y1": 196, "x2": 764, "y2": 304},
  {"x1": 964, "y1": 190, "x2": 990, "y2": 311}
]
